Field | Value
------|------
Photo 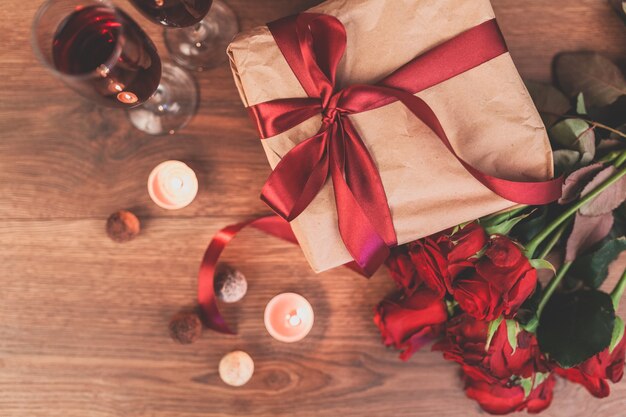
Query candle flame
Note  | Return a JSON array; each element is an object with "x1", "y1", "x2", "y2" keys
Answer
[{"x1": 286, "y1": 312, "x2": 302, "y2": 327}]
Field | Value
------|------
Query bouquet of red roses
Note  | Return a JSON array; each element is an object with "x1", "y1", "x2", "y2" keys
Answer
[{"x1": 374, "y1": 51, "x2": 626, "y2": 415}]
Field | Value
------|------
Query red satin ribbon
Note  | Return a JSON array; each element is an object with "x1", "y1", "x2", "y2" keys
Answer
[
  {"x1": 248, "y1": 13, "x2": 562, "y2": 276},
  {"x1": 197, "y1": 215, "x2": 297, "y2": 334},
  {"x1": 197, "y1": 214, "x2": 365, "y2": 333}
]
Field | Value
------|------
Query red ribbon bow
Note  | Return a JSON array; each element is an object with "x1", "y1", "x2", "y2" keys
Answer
[{"x1": 247, "y1": 13, "x2": 562, "y2": 276}]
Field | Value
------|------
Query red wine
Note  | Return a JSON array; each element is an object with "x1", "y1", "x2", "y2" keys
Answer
[
  {"x1": 130, "y1": 0, "x2": 213, "y2": 28},
  {"x1": 52, "y1": 6, "x2": 161, "y2": 108}
]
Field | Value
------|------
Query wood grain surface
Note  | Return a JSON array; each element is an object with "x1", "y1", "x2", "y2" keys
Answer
[{"x1": 1, "y1": 1, "x2": 625, "y2": 416}]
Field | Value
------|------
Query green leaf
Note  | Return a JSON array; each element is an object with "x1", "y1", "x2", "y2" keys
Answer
[
  {"x1": 576, "y1": 93, "x2": 587, "y2": 115},
  {"x1": 565, "y1": 212, "x2": 614, "y2": 262},
  {"x1": 520, "y1": 377, "x2": 533, "y2": 398},
  {"x1": 555, "y1": 52, "x2": 626, "y2": 109},
  {"x1": 533, "y1": 372, "x2": 549, "y2": 389},
  {"x1": 553, "y1": 150, "x2": 581, "y2": 176},
  {"x1": 572, "y1": 238, "x2": 626, "y2": 288},
  {"x1": 483, "y1": 210, "x2": 533, "y2": 236},
  {"x1": 505, "y1": 319, "x2": 519, "y2": 353},
  {"x1": 525, "y1": 80, "x2": 571, "y2": 127},
  {"x1": 446, "y1": 299, "x2": 458, "y2": 317},
  {"x1": 485, "y1": 317, "x2": 503, "y2": 351},
  {"x1": 530, "y1": 259, "x2": 556, "y2": 274},
  {"x1": 512, "y1": 206, "x2": 551, "y2": 243},
  {"x1": 537, "y1": 289, "x2": 615, "y2": 368},
  {"x1": 518, "y1": 372, "x2": 550, "y2": 399},
  {"x1": 610, "y1": 316, "x2": 625, "y2": 354},
  {"x1": 579, "y1": 166, "x2": 626, "y2": 217},
  {"x1": 549, "y1": 119, "x2": 596, "y2": 165},
  {"x1": 518, "y1": 283, "x2": 542, "y2": 326}
]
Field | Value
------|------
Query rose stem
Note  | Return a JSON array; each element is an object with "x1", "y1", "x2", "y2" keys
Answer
[
  {"x1": 542, "y1": 111, "x2": 626, "y2": 139},
  {"x1": 481, "y1": 205, "x2": 528, "y2": 225},
  {"x1": 611, "y1": 270, "x2": 626, "y2": 310},
  {"x1": 537, "y1": 262, "x2": 572, "y2": 316},
  {"x1": 525, "y1": 159, "x2": 626, "y2": 259},
  {"x1": 536, "y1": 217, "x2": 573, "y2": 260}
]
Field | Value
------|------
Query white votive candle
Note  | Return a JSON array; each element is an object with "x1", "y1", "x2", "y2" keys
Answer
[
  {"x1": 264, "y1": 293, "x2": 314, "y2": 343},
  {"x1": 147, "y1": 160, "x2": 198, "y2": 210}
]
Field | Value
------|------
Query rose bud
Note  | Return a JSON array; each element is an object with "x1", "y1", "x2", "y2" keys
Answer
[
  {"x1": 554, "y1": 330, "x2": 626, "y2": 398},
  {"x1": 407, "y1": 237, "x2": 449, "y2": 296},
  {"x1": 447, "y1": 223, "x2": 488, "y2": 264},
  {"x1": 463, "y1": 365, "x2": 556, "y2": 415},
  {"x1": 434, "y1": 314, "x2": 548, "y2": 379},
  {"x1": 448, "y1": 235, "x2": 537, "y2": 321},
  {"x1": 435, "y1": 314, "x2": 554, "y2": 414},
  {"x1": 385, "y1": 246, "x2": 422, "y2": 296},
  {"x1": 374, "y1": 287, "x2": 448, "y2": 360}
]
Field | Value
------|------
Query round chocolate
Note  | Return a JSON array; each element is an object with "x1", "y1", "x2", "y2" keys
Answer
[
  {"x1": 219, "y1": 350, "x2": 254, "y2": 387},
  {"x1": 215, "y1": 266, "x2": 248, "y2": 303},
  {"x1": 106, "y1": 210, "x2": 140, "y2": 243}
]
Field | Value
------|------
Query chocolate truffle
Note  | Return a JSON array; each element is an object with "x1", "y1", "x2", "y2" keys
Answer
[
  {"x1": 168, "y1": 310, "x2": 202, "y2": 344},
  {"x1": 215, "y1": 265, "x2": 248, "y2": 303},
  {"x1": 106, "y1": 210, "x2": 140, "y2": 243}
]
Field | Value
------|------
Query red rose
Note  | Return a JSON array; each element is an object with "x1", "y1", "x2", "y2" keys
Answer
[
  {"x1": 463, "y1": 365, "x2": 556, "y2": 415},
  {"x1": 374, "y1": 287, "x2": 448, "y2": 360},
  {"x1": 554, "y1": 332, "x2": 626, "y2": 398},
  {"x1": 447, "y1": 223, "x2": 488, "y2": 264},
  {"x1": 449, "y1": 235, "x2": 537, "y2": 321},
  {"x1": 407, "y1": 237, "x2": 449, "y2": 296},
  {"x1": 435, "y1": 314, "x2": 553, "y2": 414},
  {"x1": 435, "y1": 314, "x2": 548, "y2": 379},
  {"x1": 384, "y1": 223, "x2": 488, "y2": 298},
  {"x1": 385, "y1": 246, "x2": 421, "y2": 295}
]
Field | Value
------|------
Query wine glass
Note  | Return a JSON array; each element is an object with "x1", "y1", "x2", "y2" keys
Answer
[
  {"x1": 129, "y1": 0, "x2": 239, "y2": 71},
  {"x1": 32, "y1": 0, "x2": 198, "y2": 135}
]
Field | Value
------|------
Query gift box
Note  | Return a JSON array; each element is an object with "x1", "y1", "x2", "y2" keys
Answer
[{"x1": 227, "y1": 0, "x2": 556, "y2": 273}]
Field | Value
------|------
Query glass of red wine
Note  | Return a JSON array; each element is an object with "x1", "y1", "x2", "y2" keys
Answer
[
  {"x1": 129, "y1": 0, "x2": 239, "y2": 71},
  {"x1": 32, "y1": 0, "x2": 198, "y2": 135}
]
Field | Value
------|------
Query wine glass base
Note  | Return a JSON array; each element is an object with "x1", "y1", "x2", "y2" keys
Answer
[
  {"x1": 163, "y1": 0, "x2": 239, "y2": 71},
  {"x1": 126, "y1": 63, "x2": 198, "y2": 135}
]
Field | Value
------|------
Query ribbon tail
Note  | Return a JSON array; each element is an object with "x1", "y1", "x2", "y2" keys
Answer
[
  {"x1": 261, "y1": 131, "x2": 330, "y2": 221},
  {"x1": 329, "y1": 121, "x2": 391, "y2": 276},
  {"x1": 341, "y1": 118, "x2": 397, "y2": 246},
  {"x1": 197, "y1": 216, "x2": 297, "y2": 334},
  {"x1": 363, "y1": 86, "x2": 562, "y2": 205}
]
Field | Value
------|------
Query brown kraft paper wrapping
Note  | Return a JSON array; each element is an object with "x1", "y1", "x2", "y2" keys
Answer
[{"x1": 227, "y1": 0, "x2": 554, "y2": 273}]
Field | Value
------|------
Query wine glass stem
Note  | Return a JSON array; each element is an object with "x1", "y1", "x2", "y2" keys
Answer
[{"x1": 188, "y1": 21, "x2": 211, "y2": 43}]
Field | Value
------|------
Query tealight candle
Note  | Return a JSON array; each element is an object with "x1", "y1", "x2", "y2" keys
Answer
[
  {"x1": 264, "y1": 293, "x2": 314, "y2": 343},
  {"x1": 147, "y1": 160, "x2": 198, "y2": 210}
]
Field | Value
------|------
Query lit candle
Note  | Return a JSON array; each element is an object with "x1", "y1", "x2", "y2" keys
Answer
[
  {"x1": 264, "y1": 293, "x2": 314, "y2": 343},
  {"x1": 147, "y1": 160, "x2": 198, "y2": 210}
]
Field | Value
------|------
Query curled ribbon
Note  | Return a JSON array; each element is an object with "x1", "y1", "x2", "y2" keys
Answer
[
  {"x1": 249, "y1": 13, "x2": 563, "y2": 277},
  {"x1": 199, "y1": 13, "x2": 563, "y2": 334}
]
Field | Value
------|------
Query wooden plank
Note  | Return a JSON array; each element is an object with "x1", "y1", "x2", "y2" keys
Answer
[
  {"x1": 0, "y1": 218, "x2": 625, "y2": 416},
  {"x1": 0, "y1": 0, "x2": 624, "y2": 219}
]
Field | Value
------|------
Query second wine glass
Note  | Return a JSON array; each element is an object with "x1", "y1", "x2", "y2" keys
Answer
[{"x1": 129, "y1": 0, "x2": 239, "y2": 71}]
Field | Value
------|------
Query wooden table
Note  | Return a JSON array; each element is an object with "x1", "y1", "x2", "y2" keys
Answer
[{"x1": 1, "y1": 1, "x2": 625, "y2": 416}]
